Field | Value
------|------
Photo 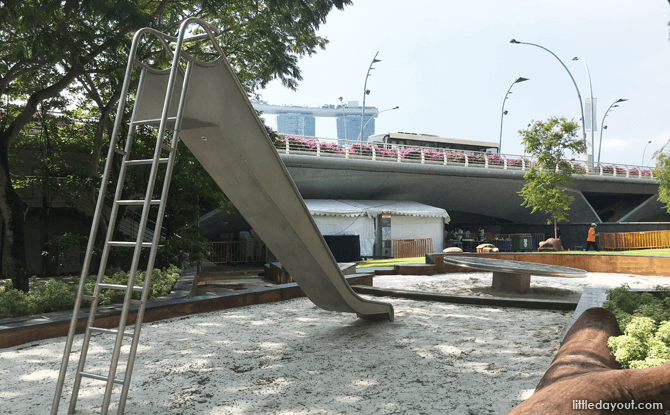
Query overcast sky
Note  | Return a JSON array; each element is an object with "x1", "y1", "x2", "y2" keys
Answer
[{"x1": 258, "y1": 0, "x2": 670, "y2": 168}]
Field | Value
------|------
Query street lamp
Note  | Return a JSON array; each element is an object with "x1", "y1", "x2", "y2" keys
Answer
[
  {"x1": 360, "y1": 106, "x2": 399, "y2": 135},
  {"x1": 642, "y1": 140, "x2": 652, "y2": 166},
  {"x1": 510, "y1": 39, "x2": 587, "y2": 164},
  {"x1": 338, "y1": 97, "x2": 347, "y2": 142},
  {"x1": 499, "y1": 77, "x2": 529, "y2": 154},
  {"x1": 572, "y1": 56, "x2": 595, "y2": 169},
  {"x1": 360, "y1": 51, "x2": 381, "y2": 148},
  {"x1": 597, "y1": 98, "x2": 628, "y2": 167}
]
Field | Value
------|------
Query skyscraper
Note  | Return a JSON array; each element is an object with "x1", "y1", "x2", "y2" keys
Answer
[
  {"x1": 336, "y1": 115, "x2": 375, "y2": 144},
  {"x1": 277, "y1": 113, "x2": 316, "y2": 136}
]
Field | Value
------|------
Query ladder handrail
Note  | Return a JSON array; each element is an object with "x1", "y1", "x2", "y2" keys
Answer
[{"x1": 53, "y1": 18, "x2": 226, "y2": 415}]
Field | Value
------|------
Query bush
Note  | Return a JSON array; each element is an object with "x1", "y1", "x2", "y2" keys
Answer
[
  {"x1": 0, "y1": 266, "x2": 182, "y2": 318},
  {"x1": 604, "y1": 284, "x2": 670, "y2": 369}
]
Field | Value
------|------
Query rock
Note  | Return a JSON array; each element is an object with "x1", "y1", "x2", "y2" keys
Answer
[
  {"x1": 538, "y1": 238, "x2": 564, "y2": 252},
  {"x1": 442, "y1": 247, "x2": 463, "y2": 253},
  {"x1": 476, "y1": 243, "x2": 498, "y2": 253}
]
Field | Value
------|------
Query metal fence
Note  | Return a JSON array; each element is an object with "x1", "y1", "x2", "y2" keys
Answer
[
  {"x1": 275, "y1": 135, "x2": 655, "y2": 180},
  {"x1": 209, "y1": 241, "x2": 266, "y2": 264},
  {"x1": 487, "y1": 233, "x2": 546, "y2": 249},
  {"x1": 600, "y1": 230, "x2": 670, "y2": 251},
  {"x1": 391, "y1": 238, "x2": 433, "y2": 258}
]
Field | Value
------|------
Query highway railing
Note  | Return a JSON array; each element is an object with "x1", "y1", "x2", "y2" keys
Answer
[{"x1": 275, "y1": 135, "x2": 655, "y2": 180}]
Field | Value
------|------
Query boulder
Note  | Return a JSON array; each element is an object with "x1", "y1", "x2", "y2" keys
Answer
[
  {"x1": 442, "y1": 247, "x2": 463, "y2": 253},
  {"x1": 476, "y1": 243, "x2": 499, "y2": 253},
  {"x1": 538, "y1": 238, "x2": 564, "y2": 252}
]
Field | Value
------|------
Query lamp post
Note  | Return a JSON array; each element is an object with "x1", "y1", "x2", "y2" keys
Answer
[
  {"x1": 510, "y1": 39, "x2": 587, "y2": 164},
  {"x1": 499, "y1": 77, "x2": 529, "y2": 154},
  {"x1": 338, "y1": 97, "x2": 347, "y2": 142},
  {"x1": 572, "y1": 56, "x2": 595, "y2": 170},
  {"x1": 360, "y1": 106, "x2": 399, "y2": 134},
  {"x1": 360, "y1": 51, "x2": 381, "y2": 149},
  {"x1": 642, "y1": 140, "x2": 652, "y2": 166},
  {"x1": 597, "y1": 98, "x2": 628, "y2": 167}
]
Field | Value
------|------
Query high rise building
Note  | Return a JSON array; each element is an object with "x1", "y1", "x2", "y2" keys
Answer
[
  {"x1": 276, "y1": 113, "x2": 316, "y2": 136},
  {"x1": 252, "y1": 102, "x2": 379, "y2": 140},
  {"x1": 336, "y1": 115, "x2": 376, "y2": 144}
]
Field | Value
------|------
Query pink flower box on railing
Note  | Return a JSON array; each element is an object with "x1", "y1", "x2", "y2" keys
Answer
[
  {"x1": 350, "y1": 143, "x2": 374, "y2": 156},
  {"x1": 422, "y1": 148, "x2": 445, "y2": 162},
  {"x1": 274, "y1": 135, "x2": 655, "y2": 180},
  {"x1": 487, "y1": 154, "x2": 504, "y2": 166},
  {"x1": 376, "y1": 147, "x2": 399, "y2": 159}
]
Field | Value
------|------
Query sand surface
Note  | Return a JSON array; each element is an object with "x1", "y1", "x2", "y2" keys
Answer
[{"x1": 2, "y1": 271, "x2": 669, "y2": 415}]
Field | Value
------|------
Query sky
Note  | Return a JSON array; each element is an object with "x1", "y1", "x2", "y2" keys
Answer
[{"x1": 257, "y1": 0, "x2": 670, "y2": 168}]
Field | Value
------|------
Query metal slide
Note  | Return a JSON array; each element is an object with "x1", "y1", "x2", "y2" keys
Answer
[
  {"x1": 53, "y1": 19, "x2": 392, "y2": 415},
  {"x1": 134, "y1": 22, "x2": 394, "y2": 321}
]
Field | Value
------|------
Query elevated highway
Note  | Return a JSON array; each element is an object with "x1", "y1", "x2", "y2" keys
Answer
[{"x1": 278, "y1": 145, "x2": 665, "y2": 225}]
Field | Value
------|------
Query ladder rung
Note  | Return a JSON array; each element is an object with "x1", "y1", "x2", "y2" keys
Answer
[
  {"x1": 130, "y1": 299, "x2": 144, "y2": 306},
  {"x1": 116, "y1": 199, "x2": 161, "y2": 206},
  {"x1": 107, "y1": 241, "x2": 153, "y2": 248},
  {"x1": 79, "y1": 371, "x2": 125, "y2": 385},
  {"x1": 89, "y1": 327, "x2": 134, "y2": 337},
  {"x1": 161, "y1": 143, "x2": 174, "y2": 152},
  {"x1": 114, "y1": 148, "x2": 127, "y2": 156},
  {"x1": 98, "y1": 283, "x2": 144, "y2": 292},
  {"x1": 82, "y1": 295, "x2": 96, "y2": 301},
  {"x1": 132, "y1": 116, "x2": 177, "y2": 126},
  {"x1": 125, "y1": 158, "x2": 169, "y2": 166}
]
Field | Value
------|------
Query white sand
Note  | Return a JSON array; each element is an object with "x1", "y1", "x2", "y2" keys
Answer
[{"x1": 2, "y1": 271, "x2": 669, "y2": 415}]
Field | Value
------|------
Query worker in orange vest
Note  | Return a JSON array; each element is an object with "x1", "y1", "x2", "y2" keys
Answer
[{"x1": 586, "y1": 223, "x2": 599, "y2": 251}]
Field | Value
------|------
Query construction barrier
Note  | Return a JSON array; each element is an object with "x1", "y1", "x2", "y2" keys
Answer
[
  {"x1": 209, "y1": 241, "x2": 266, "y2": 264},
  {"x1": 600, "y1": 230, "x2": 670, "y2": 251},
  {"x1": 391, "y1": 238, "x2": 433, "y2": 258}
]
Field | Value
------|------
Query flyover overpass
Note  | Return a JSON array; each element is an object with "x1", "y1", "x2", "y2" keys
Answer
[{"x1": 276, "y1": 138, "x2": 666, "y2": 225}]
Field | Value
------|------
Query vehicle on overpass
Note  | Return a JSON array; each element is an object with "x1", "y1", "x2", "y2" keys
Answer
[{"x1": 368, "y1": 131, "x2": 500, "y2": 153}]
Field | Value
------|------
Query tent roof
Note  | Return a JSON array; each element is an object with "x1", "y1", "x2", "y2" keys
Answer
[{"x1": 304, "y1": 199, "x2": 450, "y2": 221}]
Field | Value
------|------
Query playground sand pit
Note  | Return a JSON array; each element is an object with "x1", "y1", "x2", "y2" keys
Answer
[{"x1": 2, "y1": 271, "x2": 669, "y2": 414}]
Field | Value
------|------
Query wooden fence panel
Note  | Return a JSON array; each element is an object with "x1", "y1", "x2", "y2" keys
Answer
[
  {"x1": 600, "y1": 230, "x2": 670, "y2": 250},
  {"x1": 391, "y1": 238, "x2": 433, "y2": 258}
]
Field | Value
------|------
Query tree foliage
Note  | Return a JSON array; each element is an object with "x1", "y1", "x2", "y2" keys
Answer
[
  {"x1": 654, "y1": 144, "x2": 670, "y2": 214},
  {"x1": 1, "y1": 0, "x2": 352, "y2": 290},
  {"x1": 517, "y1": 117, "x2": 587, "y2": 238}
]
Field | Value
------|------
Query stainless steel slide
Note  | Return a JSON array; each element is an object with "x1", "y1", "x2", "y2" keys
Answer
[{"x1": 134, "y1": 57, "x2": 394, "y2": 321}]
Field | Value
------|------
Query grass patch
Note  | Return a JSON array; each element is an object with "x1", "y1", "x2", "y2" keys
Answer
[{"x1": 357, "y1": 257, "x2": 425, "y2": 268}]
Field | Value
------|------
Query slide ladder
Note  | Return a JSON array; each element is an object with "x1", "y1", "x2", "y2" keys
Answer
[{"x1": 53, "y1": 18, "x2": 392, "y2": 415}]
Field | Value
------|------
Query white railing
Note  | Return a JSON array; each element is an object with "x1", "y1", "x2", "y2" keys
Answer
[{"x1": 276, "y1": 135, "x2": 656, "y2": 180}]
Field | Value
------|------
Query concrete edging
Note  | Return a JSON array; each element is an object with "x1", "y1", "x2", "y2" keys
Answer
[{"x1": 0, "y1": 268, "x2": 374, "y2": 349}]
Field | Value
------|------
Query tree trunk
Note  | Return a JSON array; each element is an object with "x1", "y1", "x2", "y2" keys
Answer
[
  {"x1": 554, "y1": 217, "x2": 557, "y2": 239},
  {"x1": 0, "y1": 141, "x2": 29, "y2": 291}
]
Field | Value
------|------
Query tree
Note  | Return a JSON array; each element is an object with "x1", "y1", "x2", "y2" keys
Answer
[
  {"x1": 517, "y1": 117, "x2": 587, "y2": 239},
  {"x1": 653, "y1": 143, "x2": 670, "y2": 214},
  {"x1": 0, "y1": 0, "x2": 352, "y2": 291}
]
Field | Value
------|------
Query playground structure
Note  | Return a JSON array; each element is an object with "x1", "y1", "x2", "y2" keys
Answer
[{"x1": 52, "y1": 19, "x2": 392, "y2": 415}]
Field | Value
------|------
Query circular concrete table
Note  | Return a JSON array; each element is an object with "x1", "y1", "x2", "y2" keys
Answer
[{"x1": 443, "y1": 256, "x2": 587, "y2": 293}]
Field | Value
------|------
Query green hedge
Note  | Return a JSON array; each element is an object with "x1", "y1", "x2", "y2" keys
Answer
[
  {"x1": 604, "y1": 284, "x2": 670, "y2": 369},
  {"x1": 0, "y1": 265, "x2": 181, "y2": 319}
]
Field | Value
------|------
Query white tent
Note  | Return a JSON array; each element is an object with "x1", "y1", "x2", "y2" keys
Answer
[{"x1": 304, "y1": 200, "x2": 450, "y2": 257}]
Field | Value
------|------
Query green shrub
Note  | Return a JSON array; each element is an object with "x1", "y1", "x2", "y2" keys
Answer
[
  {"x1": 605, "y1": 285, "x2": 670, "y2": 369},
  {"x1": 0, "y1": 280, "x2": 39, "y2": 317},
  {"x1": 0, "y1": 266, "x2": 182, "y2": 318},
  {"x1": 29, "y1": 279, "x2": 78, "y2": 313}
]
